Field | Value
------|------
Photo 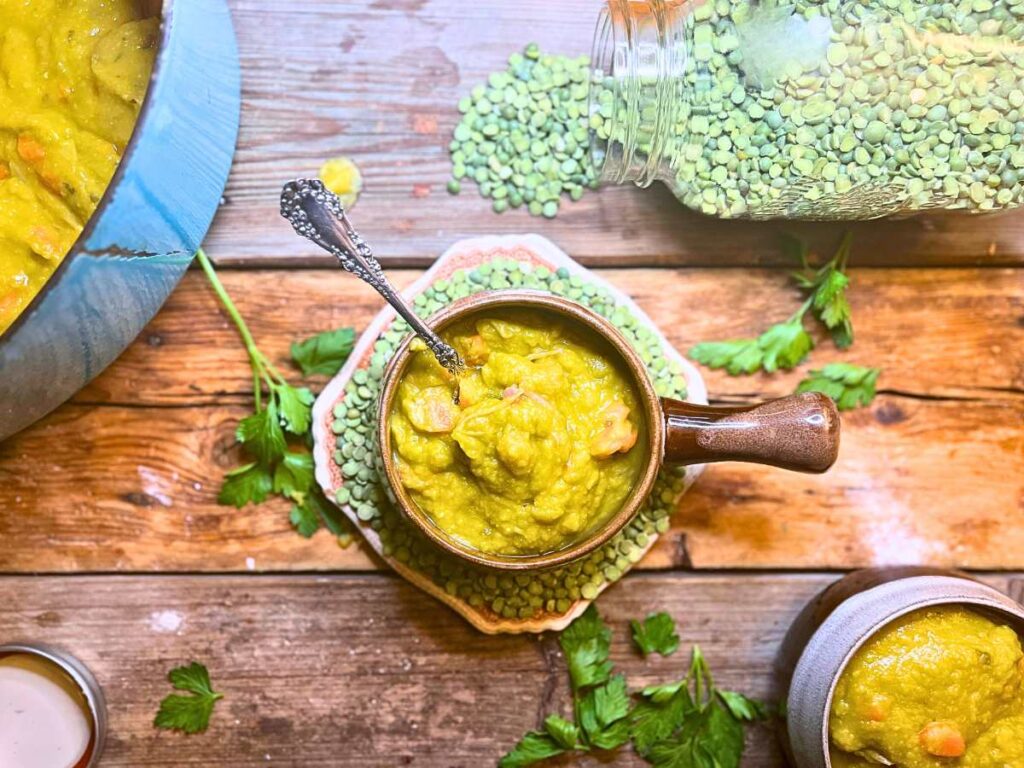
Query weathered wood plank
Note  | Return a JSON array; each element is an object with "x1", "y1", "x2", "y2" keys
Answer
[
  {"x1": 207, "y1": 0, "x2": 1024, "y2": 267},
  {"x1": 0, "y1": 573, "x2": 1017, "y2": 766},
  {"x1": 0, "y1": 572, "x2": 953, "y2": 767},
  {"x1": 2, "y1": 267, "x2": 1021, "y2": 573},
  {"x1": 0, "y1": 394, "x2": 1019, "y2": 572},
  {"x1": 73, "y1": 268, "x2": 1024, "y2": 406}
]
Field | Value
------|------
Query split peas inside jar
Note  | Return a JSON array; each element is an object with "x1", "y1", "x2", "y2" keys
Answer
[{"x1": 591, "y1": 0, "x2": 1024, "y2": 219}]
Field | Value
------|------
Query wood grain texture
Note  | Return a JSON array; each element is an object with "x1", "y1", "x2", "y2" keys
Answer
[
  {"x1": 0, "y1": 268, "x2": 1020, "y2": 573},
  {"x1": 11, "y1": 572, "x2": 1021, "y2": 767},
  {"x1": 207, "y1": 0, "x2": 1024, "y2": 268},
  {"x1": 67, "y1": 268, "x2": 1024, "y2": 407}
]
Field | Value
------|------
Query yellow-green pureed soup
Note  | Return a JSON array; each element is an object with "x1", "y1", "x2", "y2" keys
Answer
[
  {"x1": 0, "y1": 0, "x2": 159, "y2": 335},
  {"x1": 389, "y1": 309, "x2": 647, "y2": 557},
  {"x1": 829, "y1": 606, "x2": 1024, "y2": 768}
]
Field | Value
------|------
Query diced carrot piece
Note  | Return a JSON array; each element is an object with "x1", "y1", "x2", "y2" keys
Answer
[
  {"x1": 919, "y1": 721, "x2": 966, "y2": 758},
  {"x1": 17, "y1": 134, "x2": 46, "y2": 163},
  {"x1": 862, "y1": 695, "x2": 891, "y2": 722},
  {"x1": 0, "y1": 291, "x2": 19, "y2": 316},
  {"x1": 0, "y1": 162, "x2": 9, "y2": 180},
  {"x1": 463, "y1": 334, "x2": 489, "y2": 365}
]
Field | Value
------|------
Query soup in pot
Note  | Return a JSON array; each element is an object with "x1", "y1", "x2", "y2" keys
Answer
[{"x1": 0, "y1": 0, "x2": 159, "y2": 335}]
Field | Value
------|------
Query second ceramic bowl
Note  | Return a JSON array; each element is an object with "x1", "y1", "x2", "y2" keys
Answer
[{"x1": 779, "y1": 567, "x2": 1024, "y2": 768}]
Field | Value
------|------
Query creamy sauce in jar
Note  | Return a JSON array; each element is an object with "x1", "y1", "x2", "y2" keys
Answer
[{"x1": 0, "y1": 652, "x2": 95, "y2": 768}]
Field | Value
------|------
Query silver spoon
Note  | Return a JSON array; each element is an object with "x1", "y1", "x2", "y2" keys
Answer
[{"x1": 279, "y1": 179, "x2": 464, "y2": 397}]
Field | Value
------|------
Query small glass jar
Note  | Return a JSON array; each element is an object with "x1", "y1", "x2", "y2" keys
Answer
[{"x1": 589, "y1": 0, "x2": 1024, "y2": 219}]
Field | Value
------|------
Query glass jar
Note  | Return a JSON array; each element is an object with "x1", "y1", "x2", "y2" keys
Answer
[{"x1": 589, "y1": 0, "x2": 1024, "y2": 219}]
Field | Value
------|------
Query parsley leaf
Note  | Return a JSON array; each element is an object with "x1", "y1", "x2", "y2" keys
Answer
[
  {"x1": 154, "y1": 662, "x2": 223, "y2": 735},
  {"x1": 792, "y1": 232, "x2": 854, "y2": 349},
  {"x1": 274, "y1": 384, "x2": 315, "y2": 436},
  {"x1": 197, "y1": 249, "x2": 354, "y2": 543},
  {"x1": 631, "y1": 612, "x2": 680, "y2": 657},
  {"x1": 559, "y1": 604, "x2": 613, "y2": 691},
  {"x1": 498, "y1": 731, "x2": 566, "y2": 767},
  {"x1": 290, "y1": 487, "x2": 349, "y2": 539},
  {"x1": 305, "y1": 488, "x2": 349, "y2": 535},
  {"x1": 578, "y1": 674, "x2": 631, "y2": 749},
  {"x1": 756, "y1": 311, "x2": 815, "y2": 372},
  {"x1": 647, "y1": 703, "x2": 744, "y2": 768},
  {"x1": 690, "y1": 305, "x2": 814, "y2": 375},
  {"x1": 217, "y1": 462, "x2": 273, "y2": 508},
  {"x1": 235, "y1": 402, "x2": 287, "y2": 464},
  {"x1": 632, "y1": 647, "x2": 763, "y2": 768},
  {"x1": 717, "y1": 690, "x2": 771, "y2": 722},
  {"x1": 543, "y1": 715, "x2": 579, "y2": 750},
  {"x1": 643, "y1": 680, "x2": 688, "y2": 705},
  {"x1": 630, "y1": 682, "x2": 693, "y2": 756},
  {"x1": 291, "y1": 327, "x2": 356, "y2": 377},
  {"x1": 289, "y1": 501, "x2": 321, "y2": 538},
  {"x1": 797, "y1": 363, "x2": 880, "y2": 411},
  {"x1": 273, "y1": 451, "x2": 315, "y2": 500}
]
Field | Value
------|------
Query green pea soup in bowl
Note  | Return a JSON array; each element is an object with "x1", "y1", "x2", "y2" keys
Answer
[{"x1": 378, "y1": 290, "x2": 842, "y2": 571}]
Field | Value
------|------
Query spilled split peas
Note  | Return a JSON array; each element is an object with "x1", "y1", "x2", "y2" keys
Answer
[
  {"x1": 330, "y1": 259, "x2": 690, "y2": 622},
  {"x1": 447, "y1": 44, "x2": 598, "y2": 217}
]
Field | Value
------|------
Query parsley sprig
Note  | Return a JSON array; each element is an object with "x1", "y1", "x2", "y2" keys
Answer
[
  {"x1": 633, "y1": 647, "x2": 770, "y2": 767},
  {"x1": 690, "y1": 299, "x2": 815, "y2": 375},
  {"x1": 631, "y1": 612, "x2": 681, "y2": 658},
  {"x1": 500, "y1": 606, "x2": 630, "y2": 767},
  {"x1": 689, "y1": 234, "x2": 880, "y2": 411},
  {"x1": 196, "y1": 249, "x2": 354, "y2": 539},
  {"x1": 791, "y1": 231, "x2": 854, "y2": 349},
  {"x1": 499, "y1": 608, "x2": 769, "y2": 768},
  {"x1": 154, "y1": 662, "x2": 223, "y2": 734},
  {"x1": 797, "y1": 363, "x2": 880, "y2": 411}
]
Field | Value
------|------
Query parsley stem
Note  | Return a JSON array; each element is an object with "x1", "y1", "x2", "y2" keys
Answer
[
  {"x1": 195, "y1": 249, "x2": 260, "y2": 359},
  {"x1": 196, "y1": 249, "x2": 289, "y2": 403},
  {"x1": 789, "y1": 296, "x2": 815, "y2": 324},
  {"x1": 835, "y1": 230, "x2": 853, "y2": 272}
]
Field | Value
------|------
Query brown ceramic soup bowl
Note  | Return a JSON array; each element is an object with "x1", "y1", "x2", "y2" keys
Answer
[{"x1": 378, "y1": 290, "x2": 840, "y2": 570}]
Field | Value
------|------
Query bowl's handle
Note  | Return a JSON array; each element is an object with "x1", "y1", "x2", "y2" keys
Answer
[{"x1": 661, "y1": 392, "x2": 840, "y2": 473}]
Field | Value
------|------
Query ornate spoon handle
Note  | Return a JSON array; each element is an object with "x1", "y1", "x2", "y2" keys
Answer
[{"x1": 280, "y1": 179, "x2": 464, "y2": 379}]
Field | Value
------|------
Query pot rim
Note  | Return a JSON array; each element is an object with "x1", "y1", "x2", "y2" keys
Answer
[
  {"x1": 377, "y1": 289, "x2": 665, "y2": 571},
  {"x1": 787, "y1": 574, "x2": 1024, "y2": 768},
  {"x1": 0, "y1": 0, "x2": 171, "y2": 343}
]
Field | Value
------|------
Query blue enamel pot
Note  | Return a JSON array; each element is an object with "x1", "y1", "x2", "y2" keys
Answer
[{"x1": 0, "y1": 0, "x2": 241, "y2": 440}]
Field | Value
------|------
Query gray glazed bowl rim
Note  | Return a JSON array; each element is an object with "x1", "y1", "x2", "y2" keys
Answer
[
  {"x1": 0, "y1": 0, "x2": 169, "y2": 343},
  {"x1": 0, "y1": 642, "x2": 107, "y2": 766},
  {"x1": 788, "y1": 575, "x2": 1024, "y2": 768}
]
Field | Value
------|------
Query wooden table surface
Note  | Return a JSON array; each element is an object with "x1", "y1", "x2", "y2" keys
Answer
[{"x1": 2, "y1": 0, "x2": 1024, "y2": 765}]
